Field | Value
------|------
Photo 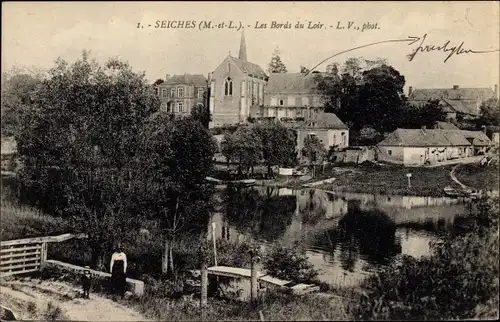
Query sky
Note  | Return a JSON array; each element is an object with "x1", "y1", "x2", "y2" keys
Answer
[{"x1": 2, "y1": 1, "x2": 499, "y2": 93}]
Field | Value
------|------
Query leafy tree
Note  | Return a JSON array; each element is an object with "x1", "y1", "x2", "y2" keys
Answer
[
  {"x1": 401, "y1": 99, "x2": 447, "y2": 129},
  {"x1": 302, "y1": 135, "x2": 327, "y2": 165},
  {"x1": 300, "y1": 66, "x2": 310, "y2": 74},
  {"x1": 17, "y1": 51, "x2": 160, "y2": 268},
  {"x1": 1, "y1": 68, "x2": 45, "y2": 137},
  {"x1": 479, "y1": 98, "x2": 500, "y2": 126},
  {"x1": 254, "y1": 122, "x2": 296, "y2": 177},
  {"x1": 153, "y1": 78, "x2": 164, "y2": 86},
  {"x1": 137, "y1": 114, "x2": 216, "y2": 275},
  {"x1": 226, "y1": 126, "x2": 262, "y2": 176},
  {"x1": 268, "y1": 48, "x2": 288, "y2": 74}
]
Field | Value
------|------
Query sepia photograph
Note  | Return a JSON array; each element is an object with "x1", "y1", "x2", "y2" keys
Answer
[{"x1": 1, "y1": 1, "x2": 499, "y2": 321}]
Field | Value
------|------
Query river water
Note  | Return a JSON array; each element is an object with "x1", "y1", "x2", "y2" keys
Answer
[{"x1": 210, "y1": 185, "x2": 470, "y2": 287}]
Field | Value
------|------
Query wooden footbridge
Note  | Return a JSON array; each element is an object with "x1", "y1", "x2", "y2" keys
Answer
[{"x1": 200, "y1": 266, "x2": 320, "y2": 295}]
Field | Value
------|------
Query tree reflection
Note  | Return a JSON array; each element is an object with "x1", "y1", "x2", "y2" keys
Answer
[
  {"x1": 223, "y1": 186, "x2": 296, "y2": 242},
  {"x1": 313, "y1": 201, "x2": 402, "y2": 270}
]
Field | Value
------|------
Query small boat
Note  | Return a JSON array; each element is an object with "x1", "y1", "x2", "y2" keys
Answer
[
  {"x1": 444, "y1": 186, "x2": 465, "y2": 197},
  {"x1": 229, "y1": 179, "x2": 256, "y2": 186}
]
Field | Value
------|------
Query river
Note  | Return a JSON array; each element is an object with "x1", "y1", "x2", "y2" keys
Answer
[{"x1": 210, "y1": 185, "x2": 471, "y2": 287}]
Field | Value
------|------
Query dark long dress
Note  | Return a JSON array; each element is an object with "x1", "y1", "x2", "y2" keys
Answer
[{"x1": 111, "y1": 259, "x2": 126, "y2": 297}]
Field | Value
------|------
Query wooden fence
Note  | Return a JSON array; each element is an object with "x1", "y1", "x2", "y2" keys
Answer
[{"x1": 0, "y1": 233, "x2": 86, "y2": 277}]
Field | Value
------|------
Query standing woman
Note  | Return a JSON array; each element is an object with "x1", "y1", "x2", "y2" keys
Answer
[{"x1": 110, "y1": 244, "x2": 127, "y2": 300}]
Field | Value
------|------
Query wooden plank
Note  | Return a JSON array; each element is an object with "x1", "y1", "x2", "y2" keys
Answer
[
  {"x1": 0, "y1": 245, "x2": 42, "y2": 253},
  {"x1": 0, "y1": 263, "x2": 39, "y2": 271},
  {"x1": 0, "y1": 233, "x2": 87, "y2": 247},
  {"x1": 0, "y1": 268, "x2": 39, "y2": 277},
  {"x1": 1, "y1": 257, "x2": 40, "y2": 266},
  {"x1": 0, "y1": 250, "x2": 41, "y2": 260}
]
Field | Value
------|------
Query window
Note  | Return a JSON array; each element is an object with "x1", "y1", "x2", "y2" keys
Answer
[
  {"x1": 177, "y1": 87, "x2": 184, "y2": 98},
  {"x1": 170, "y1": 88, "x2": 175, "y2": 98},
  {"x1": 279, "y1": 99, "x2": 284, "y2": 106},
  {"x1": 270, "y1": 97, "x2": 277, "y2": 106},
  {"x1": 224, "y1": 77, "x2": 233, "y2": 96},
  {"x1": 178, "y1": 102, "x2": 183, "y2": 113},
  {"x1": 313, "y1": 96, "x2": 320, "y2": 106},
  {"x1": 287, "y1": 96, "x2": 295, "y2": 106},
  {"x1": 258, "y1": 83, "x2": 263, "y2": 100},
  {"x1": 302, "y1": 97, "x2": 309, "y2": 106},
  {"x1": 388, "y1": 150, "x2": 392, "y2": 156},
  {"x1": 241, "y1": 81, "x2": 245, "y2": 96},
  {"x1": 197, "y1": 88, "x2": 204, "y2": 99},
  {"x1": 162, "y1": 89, "x2": 167, "y2": 99}
]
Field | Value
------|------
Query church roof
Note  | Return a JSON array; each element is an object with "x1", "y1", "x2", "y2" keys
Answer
[
  {"x1": 229, "y1": 56, "x2": 267, "y2": 79},
  {"x1": 164, "y1": 74, "x2": 207, "y2": 87},
  {"x1": 265, "y1": 72, "x2": 324, "y2": 94},
  {"x1": 433, "y1": 121, "x2": 460, "y2": 130}
]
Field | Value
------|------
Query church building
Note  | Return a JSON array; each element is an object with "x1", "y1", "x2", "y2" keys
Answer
[{"x1": 209, "y1": 30, "x2": 268, "y2": 128}]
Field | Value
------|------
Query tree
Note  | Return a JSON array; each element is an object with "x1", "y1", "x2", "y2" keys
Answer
[
  {"x1": 300, "y1": 65, "x2": 310, "y2": 74},
  {"x1": 138, "y1": 114, "x2": 216, "y2": 275},
  {"x1": 153, "y1": 78, "x2": 164, "y2": 86},
  {"x1": 191, "y1": 90, "x2": 211, "y2": 128},
  {"x1": 479, "y1": 98, "x2": 500, "y2": 126},
  {"x1": 222, "y1": 126, "x2": 262, "y2": 177},
  {"x1": 402, "y1": 99, "x2": 447, "y2": 129},
  {"x1": 17, "y1": 51, "x2": 160, "y2": 268},
  {"x1": 263, "y1": 243, "x2": 318, "y2": 284},
  {"x1": 254, "y1": 122, "x2": 296, "y2": 177},
  {"x1": 268, "y1": 48, "x2": 287, "y2": 74},
  {"x1": 301, "y1": 135, "x2": 327, "y2": 177},
  {"x1": 1, "y1": 68, "x2": 45, "y2": 137}
]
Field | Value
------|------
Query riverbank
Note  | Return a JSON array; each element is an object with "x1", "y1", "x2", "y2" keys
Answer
[{"x1": 454, "y1": 163, "x2": 499, "y2": 191}]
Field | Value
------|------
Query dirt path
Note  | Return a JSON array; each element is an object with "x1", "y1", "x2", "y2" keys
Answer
[{"x1": 0, "y1": 278, "x2": 147, "y2": 321}]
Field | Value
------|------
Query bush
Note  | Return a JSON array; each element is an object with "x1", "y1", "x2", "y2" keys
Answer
[{"x1": 263, "y1": 244, "x2": 318, "y2": 284}]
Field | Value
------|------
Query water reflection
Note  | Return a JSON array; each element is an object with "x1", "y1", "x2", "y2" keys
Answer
[{"x1": 210, "y1": 186, "x2": 468, "y2": 285}]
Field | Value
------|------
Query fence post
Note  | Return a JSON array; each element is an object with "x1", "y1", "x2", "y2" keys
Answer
[
  {"x1": 249, "y1": 248, "x2": 260, "y2": 302},
  {"x1": 200, "y1": 261, "x2": 208, "y2": 308},
  {"x1": 40, "y1": 242, "x2": 48, "y2": 266}
]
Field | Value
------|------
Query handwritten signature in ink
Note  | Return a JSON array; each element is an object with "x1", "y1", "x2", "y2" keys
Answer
[{"x1": 407, "y1": 33, "x2": 499, "y2": 63}]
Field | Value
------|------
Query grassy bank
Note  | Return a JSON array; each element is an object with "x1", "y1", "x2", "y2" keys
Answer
[
  {"x1": 454, "y1": 163, "x2": 499, "y2": 191},
  {"x1": 315, "y1": 163, "x2": 457, "y2": 196}
]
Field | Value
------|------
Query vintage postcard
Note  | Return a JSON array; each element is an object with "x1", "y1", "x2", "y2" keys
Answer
[{"x1": 1, "y1": 1, "x2": 499, "y2": 321}]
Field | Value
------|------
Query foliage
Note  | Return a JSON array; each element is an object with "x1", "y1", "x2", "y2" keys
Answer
[
  {"x1": 263, "y1": 243, "x2": 319, "y2": 284},
  {"x1": 153, "y1": 79, "x2": 164, "y2": 86},
  {"x1": 353, "y1": 197, "x2": 499, "y2": 320},
  {"x1": 1, "y1": 68, "x2": 45, "y2": 137},
  {"x1": 401, "y1": 99, "x2": 447, "y2": 129},
  {"x1": 479, "y1": 98, "x2": 500, "y2": 126},
  {"x1": 267, "y1": 48, "x2": 287, "y2": 74},
  {"x1": 254, "y1": 122, "x2": 297, "y2": 177},
  {"x1": 300, "y1": 65, "x2": 310, "y2": 74},
  {"x1": 301, "y1": 135, "x2": 327, "y2": 165},
  {"x1": 220, "y1": 126, "x2": 262, "y2": 175},
  {"x1": 316, "y1": 57, "x2": 412, "y2": 133}
]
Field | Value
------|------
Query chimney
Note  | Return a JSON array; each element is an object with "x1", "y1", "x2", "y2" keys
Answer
[
  {"x1": 408, "y1": 86, "x2": 413, "y2": 97},
  {"x1": 453, "y1": 85, "x2": 459, "y2": 90},
  {"x1": 166, "y1": 74, "x2": 170, "y2": 81}
]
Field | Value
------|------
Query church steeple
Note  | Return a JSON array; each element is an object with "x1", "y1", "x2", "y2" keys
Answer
[{"x1": 238, "y1": 28, "x2": 247, "y2": 61}]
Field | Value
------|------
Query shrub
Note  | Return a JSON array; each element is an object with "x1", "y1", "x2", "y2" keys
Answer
[
  {"x1": 263, "y1": 244, "x2": 318, "y2": 284},
  {"x1": 42, "y1": 302, "x2": 65, "y2": 321}
]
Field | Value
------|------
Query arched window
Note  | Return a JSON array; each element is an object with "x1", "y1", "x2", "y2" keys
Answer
[
  {"x1": 177, "y1": 87, "x2": 184, "y2": 98},
  {"x1": 224, "y1": 77, "x2": 233, "y2": 96}
]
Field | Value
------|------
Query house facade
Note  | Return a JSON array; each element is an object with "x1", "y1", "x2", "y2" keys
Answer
[
  {"x1": 155, "y1": 74, "x2": 207, "y2": 117},
  {"x1": 209, "y1": 31, "x2": 267, "y2": 128},
  {"x1": 377, "y1": 127, "x2": 491, "y2": 166},
  {"x1": 295, "y1": 112, "x2": 349, "y2": 160},
  {"x1": 257, "y1": 72, "x2": 324, "y2": 121},
  {"x1": 407, "y1": 85, "x2": 498, "y2": 121}
]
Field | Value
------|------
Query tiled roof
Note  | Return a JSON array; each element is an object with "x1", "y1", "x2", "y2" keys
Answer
[
  {"x1": 295, "y1": 112, "x2": 348, "y2": 130},
  {"x1": 164, "y1": 74, "x2": 207, "y2": 86},
  {"x1": 230, "y1": 56, "x2": 267, "y2": 79},
  {"x1": 265, "y1": 72, "x2": 324, "y2": 94},
  {"x1": 379, "y1": 128, "x2": 492, "y2": 147},
  {"x1": 460, "y1": 130, "x2": 491, "y2": 146},
  {"x1": 442, "y1": 99, "x2": 480, "y2": 116},
  {"x1": 433, "y1": 121, "x2": 460, "y2": 130},
  {"x1": 409, "y1": 87, "x2": 495, "y2": 101}
]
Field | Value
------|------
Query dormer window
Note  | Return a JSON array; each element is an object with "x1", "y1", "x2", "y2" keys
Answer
[{"x1": 224, "y1": 77, "x2": 233, "y2": 96}]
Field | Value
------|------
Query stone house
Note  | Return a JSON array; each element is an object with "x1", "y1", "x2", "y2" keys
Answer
[
  {"x1": 376, "y1": 127, "x2": 491, "y2": 166},
  {"x1": 209, "y1": 31, "x2": 268, "y2": 128},
  {"x1": 294, "y1": 112, "x2": 349, "y2": 160},
  {"x1": 257, "y1": 72, "x2": 325, "y2": 121},
  {"x1": 155, "y1": 74, "x2": 208, "y2": 117},
  {"x1": 407, "y1": 85, "x2": 498, "y2": 121}
]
